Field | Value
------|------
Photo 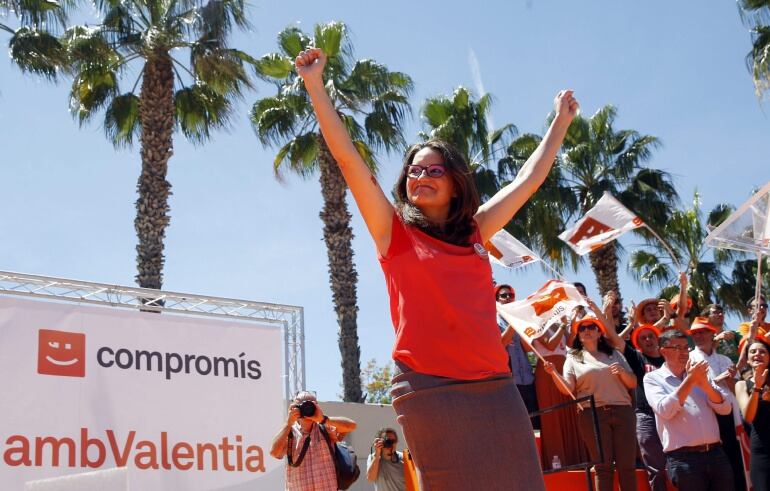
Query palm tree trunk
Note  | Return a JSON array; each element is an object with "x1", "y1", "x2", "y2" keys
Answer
[
  {"x1": 135, "y1": 54, "x2": 174, "y2": 291},
  {"x1": 588, "y1": 241, "x2": 620, "y2": 299},
  {"x1": 318, "y1": 135, "x2": 363, "y2": 403}
]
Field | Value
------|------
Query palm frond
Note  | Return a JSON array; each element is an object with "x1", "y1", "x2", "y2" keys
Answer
[
  {"x1": 249, "y1": 93, "x2": 308, "y2": 146},
  {"x1": 104, "y1": 92, "x2": 140, "y2": 147},
  {"x1": 252, "y1": 52, "x2": 294, "y2": 80},
  {"x1": 190, "y1": 45, "x2": 252, "y2": 96},
  {"x1": 9, "y1": 26, "x2": 66, "y2": 79},
  {"x1": 277, "y1": 26, "x2": 311, "y2": 58},
  {"x1": 273, "y1": 132, "x2": 319, "y2": 179},
  {"x1": 174, "y1": 83, "x2": 233, "y2": 144}
]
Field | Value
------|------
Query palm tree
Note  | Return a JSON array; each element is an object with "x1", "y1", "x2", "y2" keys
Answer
[
  {"x1": 559, "y1": 105, "x2": 678, "y2": 298},
  {"x1": 720, "y1": 257, "x2": 770, "y2": 316},
  {"x1": 250, "y1": 22, "x2": 413, "y2": 402},
  {"x1": 419, "y1": 87, "x2": 516, "y2": 201},
  {"x1": 496, "y1": 132, "x2": 580, "y2": 273},
  {"x1": 2, "y1": 0, "x2": 68, "y2": 79},
  {"x1": 739, "y1": 0, "x2": 770, "y2": 97},
  {"x1": 55, "y1": 0, "x2": 253, "y2": 290},
  {"x1": 629, "y1": 193, "x2": 740, "y2": 315}
]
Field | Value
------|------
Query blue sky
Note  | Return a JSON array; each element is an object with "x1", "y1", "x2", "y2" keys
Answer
[{"x1": 1, "y1": 1, "x2": 768, "y2": 400}]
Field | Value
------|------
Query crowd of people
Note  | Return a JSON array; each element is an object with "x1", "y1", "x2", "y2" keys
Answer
[{"x1": 496, "y1": 279, "x2": 770, "y2": 491}]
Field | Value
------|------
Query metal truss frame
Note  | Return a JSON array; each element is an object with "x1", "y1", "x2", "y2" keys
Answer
[{"x1": 0, "y1": 270, "x2": 305, "y2": 398}]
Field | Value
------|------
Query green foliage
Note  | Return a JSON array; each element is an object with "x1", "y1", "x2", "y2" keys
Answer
[
  {"x1": 250, "y1": 21, "x2": 413, "y2": 179},
  {"x1": 418, "y1": 86, "x2": 517, "y2": 202},
  {"x1": 8, "y1": 26, "x2": 67, "y2": 79},
  {"x1": 2, "y1": 0, "x2": 69, "y2": 80},
  {"x1": 491, "y1": 104, "x2": 675, "y2": 282},
  {"x1": 45, "y1": 0, "x2": 256, "y2": 147},
  {"x1": 629, "y1": 192, "x2": 743, "y2": 315},
  {"x1": 419, "y1": 87, "x2": 514, "y2": 168},
  {"x1": 739, "y1": 0, "x2": 770, "y2": 97},
  {"x1": 361, "y1": 359, "x2": 393, "y2": 404},
  {"x1": 719, "y1": 257, "x2": 770, "y2": 315}
]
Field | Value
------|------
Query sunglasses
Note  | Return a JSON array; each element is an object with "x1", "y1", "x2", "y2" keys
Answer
[
  {"x1": 406, "y1": 164, "x2": 446, "y2": 179},
  {"x1": 577, "y1": 324, "x2": 599, "y2": 333},
  {"x1": 497, "y1": 293, "x2": 513, "y2": 300}
]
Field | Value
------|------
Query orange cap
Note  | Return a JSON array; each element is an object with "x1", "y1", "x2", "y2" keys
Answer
[
  {"x1": 739, "y1": 332, "x2": 770, "y2": 354},
  {"x1": 635, "y1": 298, "x2": 660, "y2": 325},
  {"x1": 688, "y1": 316, "x2": 718, "y2": 334},
  {"x1": 571, "y1": 316, "x2": 607, "y2": 337},
  {"x1": 631, "y1": 324, "x2": 661, "y2": 350}
]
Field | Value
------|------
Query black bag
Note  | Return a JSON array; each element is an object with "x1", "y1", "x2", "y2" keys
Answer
[{"x1": 319, "y1": 424, "x2": 360, "y2": 490}]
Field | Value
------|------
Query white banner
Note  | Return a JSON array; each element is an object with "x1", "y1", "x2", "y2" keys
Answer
[
  {"x1": 0, "y1": 296, "x2": 285, "y2": 490},
  {"x1": 496, "y1": 280, "x2": 584, "y2": 344},
  {"x1": 485, "y1": 230, "x2": 541, "y2": 270},
  {"x1": 558, "y1": 192, "x2": 644, "y2": 255}
]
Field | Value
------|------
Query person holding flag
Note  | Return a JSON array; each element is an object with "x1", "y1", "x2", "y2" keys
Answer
[
  {"x1": 294, "y1": 46, "x2": 579, "y2": 490},
  {"x1": 496, "y1": 284, "x2": 540, "y2": 423}
]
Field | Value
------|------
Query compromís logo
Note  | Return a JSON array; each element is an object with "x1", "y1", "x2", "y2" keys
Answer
[
  {"x1": 35, "y1": 329, "x2": 262, "y2": 382},
  {"x1": 38, "y1": 329, "x2": 86, "y2": 377}
]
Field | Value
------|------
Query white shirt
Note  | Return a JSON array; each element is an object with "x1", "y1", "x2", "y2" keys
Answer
[
  {"x1": 689, "y1": 347, "x2": 734, "y2": 380},
  {"x1": 643, "y1": 363, "x2": 732, "y2": 452}
]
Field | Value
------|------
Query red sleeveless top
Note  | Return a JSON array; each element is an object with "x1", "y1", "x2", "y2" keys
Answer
[{"x1": 378, "y1": 212, "x2": 510, "y2": 380}]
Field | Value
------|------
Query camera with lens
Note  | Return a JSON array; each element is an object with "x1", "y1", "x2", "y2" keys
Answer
[
  {"x1": 297, "y1": 400, "x2": 316, "y2": 418},
  {"x1": 382, "y1": 437, "x2": 394, "y2": 448}
]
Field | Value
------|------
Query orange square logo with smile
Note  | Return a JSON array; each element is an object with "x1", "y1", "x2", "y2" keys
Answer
[{"x1": 38, "y1": 329, "x2": 86, "y2": 377}]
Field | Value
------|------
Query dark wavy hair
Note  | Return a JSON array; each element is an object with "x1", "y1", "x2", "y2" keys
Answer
[
  {"x1": 394, "y1": 139, "x2": 480, "y2": 246},
  {"x1": 569, "y1": 332, "x2": 615, "y2": 361}
]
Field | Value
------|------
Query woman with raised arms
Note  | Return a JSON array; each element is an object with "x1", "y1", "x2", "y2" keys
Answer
[{"x1": 295, "y1": 47, "x2": 578, "y2": 490}]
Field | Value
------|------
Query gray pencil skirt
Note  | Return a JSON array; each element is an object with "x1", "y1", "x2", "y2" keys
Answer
[{"x1": 391, "y1": 362, "x2": 545, "y2": 491}]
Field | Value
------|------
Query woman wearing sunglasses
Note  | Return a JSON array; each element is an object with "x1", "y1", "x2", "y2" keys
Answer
[
  {"x1": 294, "y1": 47, "x2": 578, "y2": 490},
  {"x1": 736, "y1": 338, "x2": 770, "y2": 491},
  {"x1": 544, "y1": 317, "x2": 637, "y2": 491}
]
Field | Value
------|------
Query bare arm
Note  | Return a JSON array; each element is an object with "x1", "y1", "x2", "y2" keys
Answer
[
  {"x1": 474, "y1": 91, "x2": 579, "y2": 242},
  {"x1": 541, "y1": 323, "x2": 567, "y2": 351},
  {"x1": 270, "y1": 406, "x2": 300, "y2": 459},
  {"x1": 738, "y1": 366, "x2": 768, "y2": 423},
  {"x1": 366, "y1": 440, "x2": 383, "y2": 482},
  {"x1": 543, "y1": 360, "x2": 575, "y2": 396},
  {"x1": 675, "y1": 272, "x2": 688, "y2": 330},
  {"x1": 596, "y1": 293, "x2": 624, "y2": 351},
  {"x1": 297, "y1": 48, "x2": 394, "y2": 255},
  {"x1": 619, "y1": 301, "x2": 638, "y2": 339},
  {"x1": 501, "y1": 324, "x2": 515, "y2": 346}
]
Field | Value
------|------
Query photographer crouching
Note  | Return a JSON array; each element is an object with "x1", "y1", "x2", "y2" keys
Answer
[
  {"x1": 270, "y1": 391, "x2": 357, "y2": 491},
  {"x1": 367, "y1": 428, "x2": 406, "y2": 491}
]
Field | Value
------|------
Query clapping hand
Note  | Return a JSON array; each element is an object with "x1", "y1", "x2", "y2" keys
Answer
[
  {"x1": 686, "y1": 359, "x2": 711, "y2": 387},
  {"x1": 608, "y1": 362, "x2": 625, "y2": 377}
]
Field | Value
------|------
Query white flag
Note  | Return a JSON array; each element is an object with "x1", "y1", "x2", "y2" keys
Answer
[
  {"x1": 558, "y1": 192, "x2": 644, "y2": 255},
  {"x1": 496, "y1": 280, "x2": 584, "y2": 344},
  {"x1": 485, "y1": 229, "x2": 541, "y2": 269},
  {"x1": 705, "y1": 181, "x2": 770, "y2": 255}
]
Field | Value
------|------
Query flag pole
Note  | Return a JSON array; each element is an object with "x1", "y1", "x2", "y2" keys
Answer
[
  {"x1": 756, "y1": 252, "x2": 764, "y2": 308},
  {"x1": 643, "y1": 224, "x2": 682, "y2": 270},
  {"x1": 541, "y1": 261, "x2": 566, "y2": 280},
  {"x1": 530, "y1": 343, "x2": 576, "y2": 400}
]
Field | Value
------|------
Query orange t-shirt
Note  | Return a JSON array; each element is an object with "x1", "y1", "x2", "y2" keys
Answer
[{"x1": 378, "y1": 212, "x2": 510, "y2": 380}]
